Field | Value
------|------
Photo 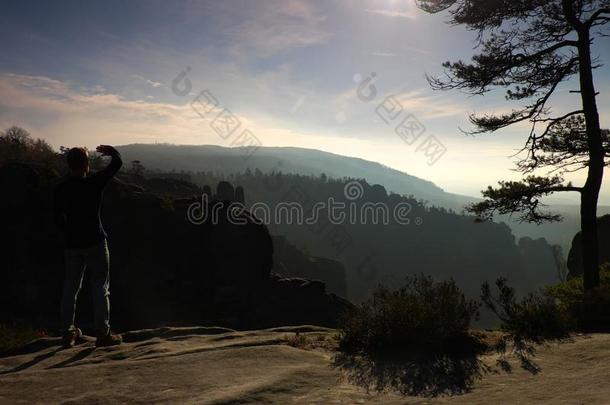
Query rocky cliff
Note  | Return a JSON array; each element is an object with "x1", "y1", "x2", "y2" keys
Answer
[{"x1": 567, "y1": 215, "x2": 610, "y2": 278}]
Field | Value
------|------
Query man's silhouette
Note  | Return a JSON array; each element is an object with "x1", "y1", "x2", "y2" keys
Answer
[{"x1": 54, "y1": 145, "x2": 123, "y2": 348}]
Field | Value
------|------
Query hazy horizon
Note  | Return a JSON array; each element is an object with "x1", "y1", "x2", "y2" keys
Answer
[{"x1": 118, "y1": 142, "x2": 610, "y2": 206}]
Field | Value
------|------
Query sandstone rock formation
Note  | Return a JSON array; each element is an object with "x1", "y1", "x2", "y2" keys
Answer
[
  {"x1": 272, "y1": 235, "x2": 348, "y2": 298},
  {"x1": 567, "y1": 215, "x2": 610, "y2": 278}
]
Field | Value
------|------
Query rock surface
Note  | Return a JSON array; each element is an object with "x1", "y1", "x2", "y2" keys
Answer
[
  {"x1": 2, "y1": 327, "x2": 610, "y2": 404},
  {"x1": 272, "y1": 235, "x2": 348, "y2": 298}
]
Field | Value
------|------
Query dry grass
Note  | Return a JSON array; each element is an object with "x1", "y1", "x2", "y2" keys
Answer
[
  {"x1": 471, "y1": 329, "x2": 506, "y2": 352},
  {"x1": 285, "y1": 331, "x2": 339, "y2": 352}
]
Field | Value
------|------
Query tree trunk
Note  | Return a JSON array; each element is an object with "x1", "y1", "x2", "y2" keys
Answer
[{"x1": 577, "y1": 28, "x2": 604, "y2": 291}]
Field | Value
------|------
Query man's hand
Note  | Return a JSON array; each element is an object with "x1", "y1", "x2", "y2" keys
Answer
[
  {"x1": 92, "y1": 144, "x2": 122, "y2": 181},
  {"x1": 96, "y1": 145, "x2": 119, "y2": 157}
]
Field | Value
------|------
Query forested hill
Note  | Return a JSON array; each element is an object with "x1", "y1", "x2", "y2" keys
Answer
[
  {"x1": 116, "y1": 144, "x2": 475, "y2": 211},
  {"x1": 128, "y1": 167, "x2": 561, "y2": 304},
  {"x1": 116, "y1": 143, "x2": 610, "y2": 251}
]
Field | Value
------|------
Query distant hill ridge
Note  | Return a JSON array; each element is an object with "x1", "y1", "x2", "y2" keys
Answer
[
  {"x1": 116, "y1": 143, "x2": 610, "y2": 251},
  {"x1": 116, "y1": 143, "x2": 476, "y2": 211}
]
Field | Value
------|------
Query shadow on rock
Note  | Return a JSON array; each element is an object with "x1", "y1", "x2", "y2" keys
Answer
[
  {"x1": 0, "y1": 348, "x2": 61, "y2": 374},
  {"x1": 333, "y1": 350, "x2": 490, "y2": 397},
  {"x1": 48, "y1": 347, "x2": 96, "y2": 369}
]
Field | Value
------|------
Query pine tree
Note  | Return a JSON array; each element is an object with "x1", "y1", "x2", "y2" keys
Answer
[{"x1": 419, "y1": 0, "x2": 610, "y2": 291}]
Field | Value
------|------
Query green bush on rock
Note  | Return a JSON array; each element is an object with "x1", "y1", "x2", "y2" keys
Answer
[{"x1": 339, "y1": 274, "x2": 480, "y2": 357}]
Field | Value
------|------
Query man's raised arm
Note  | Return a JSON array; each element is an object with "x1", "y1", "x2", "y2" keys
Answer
[{"x1": 91, "y1": 145, "x2": 123, "y2": 184}]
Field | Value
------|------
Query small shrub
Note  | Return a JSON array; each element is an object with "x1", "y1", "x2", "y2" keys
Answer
[
  {"x1": 286, "y1": 332, "x2": 337, "y2": 351},
  {"x1": 480, "y1": 278, "x2": 574, "y2": 373},
  {"x1": 339, "y1": 274, "x2": 480, "y2": 357},
  {"x1": 546, "y1": 263, "x2": 610, "y2": 332},
  {"x1": 286, "y1": 331, "x2": 308, "y2": 348},
  {"x1": 481, "y1": 278, "x2": 573, "y2": 343}
]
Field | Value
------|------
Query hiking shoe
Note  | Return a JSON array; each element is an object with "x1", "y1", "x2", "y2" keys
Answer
[
  {"x1": 62, "y1": 328, "x2": 83, "y2": 348},
  {"x1": 96, "y1": 332, "x2": 122, "y2": 347}
]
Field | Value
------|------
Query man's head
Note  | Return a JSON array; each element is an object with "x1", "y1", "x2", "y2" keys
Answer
[{"x1": 66, "y1": 147, "x2": 90, "y2": 176}]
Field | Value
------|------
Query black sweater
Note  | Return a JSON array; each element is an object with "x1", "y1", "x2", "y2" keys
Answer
[{"x1": 54, "y1": 153, "x2": 122, "y2": 249}]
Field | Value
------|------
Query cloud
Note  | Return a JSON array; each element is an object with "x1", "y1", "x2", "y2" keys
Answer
[
  {"x1": 130, "y1": 74, "x2": 163, "y2": 88},
  {"x1": 364, "y1": 5, "x2": 420, "y2": 20},
  {"x1": 333, "y1": 84, "x2": 466, "y2": 122},
  {"x1": 225, "y1": 0, "x2": 331, "y2": 57},
  {"x1": 0, "y1": 72, "x2": 429, "y2": 156},
  {"x1": 402, "y1": 45, "x2": 431, "y2": 55},
  {"x1": 0, "y1": 73, "x2": 209, "y2": 146},
  {"x1": 0, "y1": 72, "x2": 343, "y2": 149},
  {"x1": 371, "y1": 52, "x2": 397, "y2": 57},
  {"x1": 0, "y1": 73, "x2": 172, "y2": 116},
  {"x1": 394, "y1": 90, "x2": 467, "y2": 120}
]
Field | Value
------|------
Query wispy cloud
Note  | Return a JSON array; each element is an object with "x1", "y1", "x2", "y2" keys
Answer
[
  {"x1": 394, "y1": 90, "x2": 466, "y2": 120},
  {"x1": 403, "y1": 45, "x2": 431, "y2": 55},
  {"x1": 0, "y1": 73, "x2": 207, "y2": 145},
  {"x1": 225, "y1": 0, "x2": 331, "y2": 57},
  {"x1": 333, "y1": 85, "x2": 466, "y2": 122},
  {"x1": 130, "y1": 74, "x2": 163, "y2": 88},
  {"x1": 0, "y1": 73, "x2": 334, "y2": 149},
  {"x1": 371, "y1": 52, "x2": 397, "y2": 57},
  {"x1": 364, "y1": 6, "x2": 420, "y2": 20}
]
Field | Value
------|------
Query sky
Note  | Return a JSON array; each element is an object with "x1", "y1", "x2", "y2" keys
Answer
[{"x1": 0, "y1": 0, "x2": 609, "y2": 204}]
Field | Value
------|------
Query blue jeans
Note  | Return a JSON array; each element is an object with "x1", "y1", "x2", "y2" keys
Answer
[{"x1": 60, "y1": 239, "x2": 111, "y2": 336}]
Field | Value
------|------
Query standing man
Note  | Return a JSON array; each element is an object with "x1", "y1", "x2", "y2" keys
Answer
[{"x1": 54, "y1": 145, "x2": 123, "y2": 348}]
